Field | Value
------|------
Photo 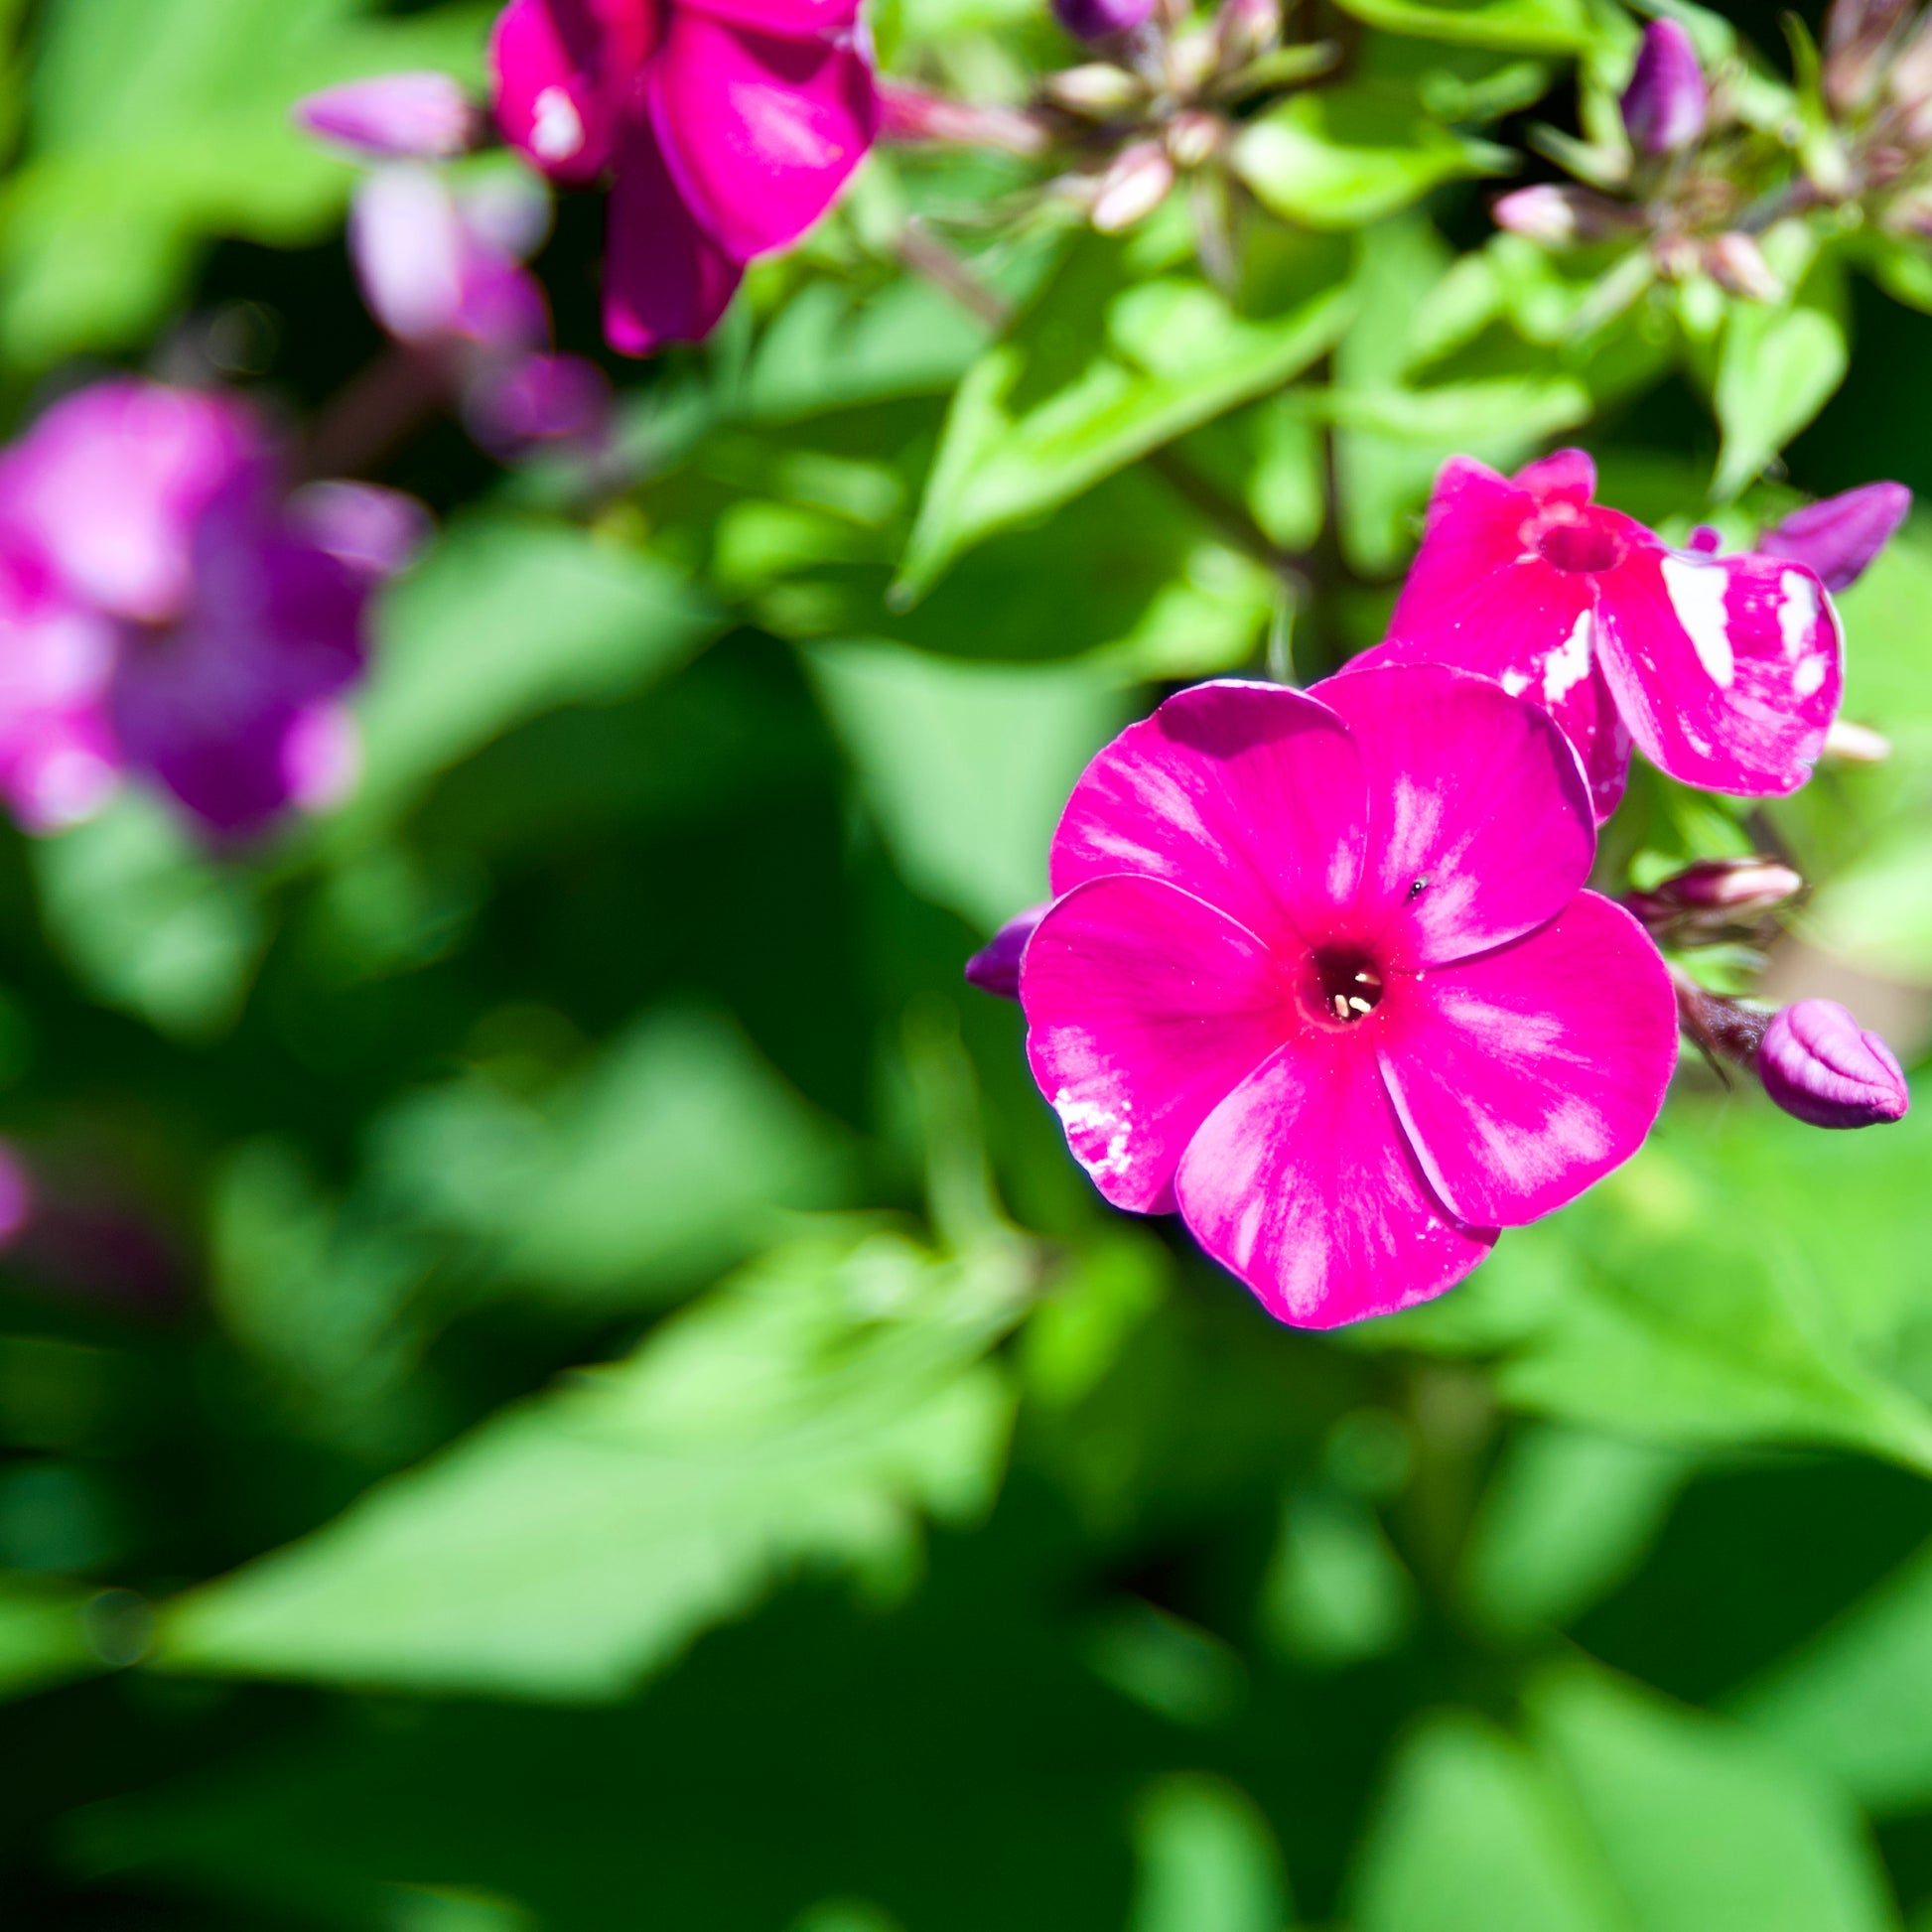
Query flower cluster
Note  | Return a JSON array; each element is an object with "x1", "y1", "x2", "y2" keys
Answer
[
  {"x1": 972, "y1": 454, "x2": 1914, "y2": 1327},
  {"x1": 0, "y1": 379, "x2": 411, "y2": 840}
]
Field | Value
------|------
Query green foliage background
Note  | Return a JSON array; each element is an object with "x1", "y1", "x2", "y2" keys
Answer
[{"x1": 7, "y1": 0, "x2": 1932, "y2": 1925}]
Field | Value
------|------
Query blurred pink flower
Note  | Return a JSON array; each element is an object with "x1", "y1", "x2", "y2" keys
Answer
[
  {"x1": 1353, "y1": 450, "x2": 1843, "y2": 822},
  {"x1": 489, "y1": 0, "x2": 879, "y2": 353},
  {"x1": 1020, "y1": 667, "x2": 1677, "y2": 1327},
  {"x1": 295, "y1": 71, "x2": 485, "y2": 159},
  {"x1": 0, "y1": 379, "x2": 412, "y2": 839}
]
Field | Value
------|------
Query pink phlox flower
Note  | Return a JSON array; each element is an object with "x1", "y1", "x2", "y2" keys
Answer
[
  {"x1": 488, "y1": 0, "x2": 880, "y2": 354},
  {"x1": 1352, "y1": 450, "x2": 1844, "y2": 823},
  {"x1": 0, "y1": 379, "x2": 413, "y2": 840},
  {"x1": 296, "y1": 71, "x2": 485, "y2": 160},
  {"x1": 1019, "y1": 666, "x2": 1679, "y2": 1328}
]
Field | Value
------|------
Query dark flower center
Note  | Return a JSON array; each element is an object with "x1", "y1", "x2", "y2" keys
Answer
[
  {"x1": 1308, "y1": 946, "x2": 1384, "y2": 1027},
  {"x1": 1531, "y1": 507, "x2": 1624, "y2": 574}
]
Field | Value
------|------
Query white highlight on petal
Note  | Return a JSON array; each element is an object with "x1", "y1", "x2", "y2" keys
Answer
[
  {"x1": 1543, "y1": 611, "x2": 1593, "y2": 704},
  {"x1": 1499, "y1": 670, "x2": 1530, "y2": 697},
  {"x1": 1052, "y1": 1088, "x2": 1134, "y2": 1178},
  {"x1": 1661, "y1": 555, "x2": 1735, "y2": 688},
  {"x1": 1778, "y1": 569, "x2": 1819, "y2": 659},
  {"x1": 530, "y1": 86, "x2": 584, "y2": 162},
  {"x1": 1793, "y1": 654, "x2": 1828, "y2": 699}
]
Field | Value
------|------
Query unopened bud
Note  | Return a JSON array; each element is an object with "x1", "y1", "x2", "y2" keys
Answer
[
  {"x1": 1492, "y1": 184, "x2": 1643, "y2": 244},
  {"x1": 1704, "y1": 231, "x2": 1784, "y2": 302},
  {"x1": 1051, "y1": 0, "x2": 1157, "y2": 43},
  {"x1": 1758, "y1": 999, "x2": 1910, "y2": 1128},
  {"x1": 1042, "y1": 63, "x2": 1147, "y2": 116},
  {"x1": 965, "y1": 904, "x2": 1049, "y2": 1001},
  {"x1": 1621, "y1": 19, "x2": 1708, "y2": 154},
  {"x1": 1825, "y1": 0, "x2": 1912, "y2": 113},
  {"x1": 1168, "y1": 28, "x2": 1220, "y2": 93},
  {"x1": 1167, "y1": 110, "x2": 1227, "y2": 169},
  {"x1": 1091, "y1": 141, "x2": 1175, "y2": 230},
  {"x1": 878, "y1": 84, "x2": 1054, "y2": 155},
  {"x1": 1631, "y1": 856, "x2": 1805, "y2": 927},
  {"x1": 1686, "y1": 523, "x2": 1725, "y2": 553},
  {"x1": 294, "y1": 72, "x2": 483, "y2": 159},
  {"x1": 1823, "y1": 716, "x2": 1893, "y2": 762},
  {"x1": 1759, "y1": 481, "x2": 1911, "y2": 591},
  {"x1": 1216, "y1": 0, "x2": 1283, "y2": 68},
  {"x1": 1889, "y1": 14, "x2": 1932, "y2": 120}
]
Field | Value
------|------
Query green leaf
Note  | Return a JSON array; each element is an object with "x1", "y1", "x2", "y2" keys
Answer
[
  {"x1": 1713, "y1": 286, "x2": 1849, "y2": 502},
  {"x1": 805, "y1": 639, "x2": 1129, "y2": 929},
  {"x1": 893, "y1": 240, "x2": 1353, "y2": 601},
  {"x1": 344, "y1": 514, "x2": 720, "y2": 834},
  {"x1": 154, "y1": 1225, "x2": 1031, "y2": 1699},
  {"x1": 33, "y1": 792, "x2": 268, "y2": 1039},
  {"x1": 1353, "y1": 1666, "x2": 1898, "y2": 1932},
  {"x1": 1128, "y1": 1775, "x2": 1290, "y2": 1932},
  {"x1": 1328, "y1": 0, "x2": 1598, "y2": 54},
  {"x1": 0, "y1": 0, "x2": 488, "y2": 365},
  {"x1": 1261, "y1": 1489, "x2": 1417, "y2": 1666},
  {"x1": 0, "y1": 1571, "x2": 115, "y2": 1703},
  {"x1": 371, "y1": 1007, "x2": 855, "y2": 1304},
  {"x1": 1231, "y1": 88, "x2": 1509, "y2": 231}
]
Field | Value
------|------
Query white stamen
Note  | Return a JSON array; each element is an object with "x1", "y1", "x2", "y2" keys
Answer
[
  {"x1": 1346, "y1": 996, "x2": 1373, "y2": 1014},
  {"x1": 1661, "y1": 555, "x2": 1735, "y2": 688}
]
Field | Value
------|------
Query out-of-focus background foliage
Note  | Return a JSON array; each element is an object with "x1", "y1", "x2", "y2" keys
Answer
[{"x1": 8, "y1": 0, "x2": 1932, "y2": 1925}]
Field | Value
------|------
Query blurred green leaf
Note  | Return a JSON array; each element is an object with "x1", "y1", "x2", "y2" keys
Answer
[
  {"x1": 155, "y1": 1223, "x2": 1031, "y2": 1699},
  {"x1": 345, "y1": 515, "x2": 720, "y2": 834},
  {"x1": 1, "y1": 0, "x2": 488, "y2": 364},
  {"x1": 806, "y1": 638, "x2": 1129, "y2": 929},
  {"x1": 1128, "y1": 1774, "x2": 1290, "y2": 1932},
  {"x1": 1713, "y1": 282, "x2": 1849, "y2": 502},
  {"x1": 1261, "y1": 1489, "x2": 1417, "y2": 1666},
  {"x1": 33, "y1": 791, "x2": 268, "y2": 1039},
  {"x1": 894, "y1": 242, "x2": 1353, "y2": 601},
  {"x1": 0, "y1": 1571, "x2": 111, "y2": 1702},
  {"x1": 1232, "y1": 88, "x2": 1508, "y2": 231},
  {"x1": 1327, "y1": 0, "x2": 1598, "y2": 51}
]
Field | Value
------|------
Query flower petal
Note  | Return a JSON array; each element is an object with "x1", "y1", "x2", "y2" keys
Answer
[
  {"x1": 1022, "y1": 875, "x2": 1291, "y2": 1215},
  {"x1": 603, "y1": 117, "x2": 745, "y2": 353},
  {"x1": 1049, "y1": 678, "x2": 1365, "y2": 952},
  {"x1": 1355, "y1": 570, "x2": 1631, "y2": 821},
  {"x1": 1174, "y1": 1033, "x2": 1496, "y2": 1328},
  {"x1": 490, "y1": 0, "x2": 654, "y2": 183},
  {"x1": 1377, "y1": 892, "x2": 1676, "y2": 1227},
  {"x1": 647, "y1": 8, "x2": 877, "y2": 263},
  {"x1": 1593, "y1": 546, "x2": 1843, "y2": 796},
  {"x1": 676, "y1": 0, "x2": 863, "y2": 36},
  {"x1": 1313, "y1": 664, "x2": 1596, "y2": 969},
  {"x1": 1513, "y1": 447, "x2": 1595, "y2": 502}
]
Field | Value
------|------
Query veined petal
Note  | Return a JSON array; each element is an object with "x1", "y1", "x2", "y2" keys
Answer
[
  {"x1": 1174, "y1": 1032, "x2": 1496, "y2": 1328},
  {"x1": 1377, "y1": 892, "x2": 1676, "y2": 1227},
  {"x1": 1022, "y1": 875, "x2": 1290, "y2": 1215},
  {"x1": 1314, "y1": 665, "x2": 1596, "y2": 969},
  {"x1": 1050, "y1": 679, "x2": 1366, "y2": 953},
  {"x1": 1355, "y1": 568, "x2": 1631, "y2": 822},
  {"x1": 603, "y1": 117, "x2": 744, "y2": 353},
  {"x1": 647, "y1": 9, "x2": 877, "y2": 263},
  {"x1": 1593, "y1": 546, "x2": 1843, "y2": 796}
]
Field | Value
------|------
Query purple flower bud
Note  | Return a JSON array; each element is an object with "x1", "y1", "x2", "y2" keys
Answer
[
  {"x1": 1492, "y1": 185, "x2": 1644, "y2": 244},
  {"x1": 965, "y1": 903, "x2": 1049, "y2": 1002},
  {"x1": 1758, "y1": 999, "x2": 1910, "y2": 1129},
  {"x1": 1686, "y1": 523, "x2": 1725, "y2": 553},
  {"x1": 1052, "y1": 0, "x2": 1157, "y2": 44},
  {"x1": 1644, "y1": 856, "x2": 1804, "y2": 915},
  {"x1": 1091, "y1": 140, "x2": 1174, "y2": 232},
  {"x1": 295, "y1": 72, "x2": 483, "y2": 160},
  {"x1": 1621, "y1": 19, "x2": 1707, "y2": 155},
  {"x1": 1758, "y1": 482, "x2": 1911, "y2": 593}
]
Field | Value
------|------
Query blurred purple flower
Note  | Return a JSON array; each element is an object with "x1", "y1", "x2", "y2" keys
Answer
[
  {"x1": 1621, "y1": 19, "x2": 1707, "y2": 155},
  {"x1": 1759, "y1": 483, "x2": 1912, "y2": 593},
  {"x1": 296, "y1": 71, "x2": 485, "y2": 159},
  {"x1": 1758, "y1": 999, "x2": 1910, "y2": 1128},
  {"x1": 1052, "y1": 0, "x2": 1157, "y2": 43},
  {"x1": 0, "y1": 379, "x2": 413, "y2": 841}
]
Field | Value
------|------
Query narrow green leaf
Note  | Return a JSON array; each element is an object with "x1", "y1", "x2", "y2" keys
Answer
[{"x1": 1328, "y1": 0, "x2": 1598, "y2": 55}]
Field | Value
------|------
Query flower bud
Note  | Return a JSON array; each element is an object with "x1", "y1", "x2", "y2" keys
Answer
[
  {"x1": 1758, "y1": 999, "x2": 1910, "y2": 1128},
  {"x1": 1166, "y1": 110, "x2": 1227, "y2": 169},
  {"x1": 1758, "y1": 482, "x2": 1911, "y2": 592},
  {"x1": 1621, "y1": 19, "x2": 1707, "y2": 154},
  {"x1": 1216, "y1": 0, "x2": 1283, "y2": 68},
  {"x1": 1090, "y1": 140, "x2": 1175, "y2": 231},
  {"x1": 1704, "y1": 231, "x2": 1784, "y2": 302},
  {"x1": 1042, "y1": 63, "x2": 1147, "y2": 116},
  {"x1": 1686, "y1": 523, "x2": 1725, "y2": 553},
  {"x1": 1492, "y1": 184, "x2": 1643, "y2": 244},
  {"x1": 878, "y1": 84, "x2": 1053, "y2": 155},
  {"x1": 1825, "y1": 0, "x2": 1912, "y2": 113},
  {"x1": 1823, "y1": 717, "x2": 1892, "y2": 762},
  {"x1": 1631, "y1": 856, "x2": 1804, "y2": 925},
  {"x1": 294, "y1": 72, "x2": 483, "y2": 159},
  {"x1": 965, "y1": 904, "x2": 1049, "y2": 1001},
  {"x1": 1052, "y1": 0, "x2": 1157, "y2": 44}
]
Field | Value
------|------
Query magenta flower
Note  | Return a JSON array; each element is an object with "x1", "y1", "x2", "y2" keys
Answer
[
  {"x1": 1019, "y1": 667, "x2": 1678, "y2": 1327},
  {"x1": 488, "y1": 0, "x2": 879, "y2": 354},
  {"x1": 1758, "y1": 1000, "x2": 1910, "y2": 1129},
  {"x1": 0, "y1": 379, "x2": 406, "y2": 840},
  {"x1": 1353, "y1": 450, "x2": 1843, "y2": 822}
]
